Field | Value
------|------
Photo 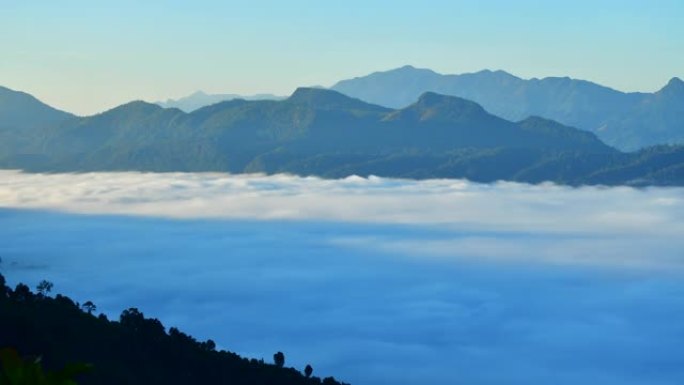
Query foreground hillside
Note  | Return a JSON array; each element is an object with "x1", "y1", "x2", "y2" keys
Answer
[
  {"x1": 0, "y1": 85, "x2": 683, "y2": 186},
  {"x1": 0, "y1": 273, "x2": 346, "y2": 385}
]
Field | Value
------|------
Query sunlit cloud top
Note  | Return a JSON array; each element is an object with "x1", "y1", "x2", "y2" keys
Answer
[
  {"x1": 2, "y1": 170, "x2": 684, "y2": 271},
  {"x1": 1, "y1": 170, "x2": 681, "y2": 232}
]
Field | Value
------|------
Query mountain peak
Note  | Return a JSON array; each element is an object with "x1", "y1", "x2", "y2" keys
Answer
[
  {"x1": 121, "y1": 100, "x2": 163, "y2": 110},
  {"x1": 0, "y1": 85, "x2": 75, "y2": 125},
  {"x1": 289, "y1": 87, "x2": 337, "y2": 99},
  {"x1": 668, "y1": 76, "x2": 683, "y2": 85},
  {"x1": 385, "y1": 65, "x2": 439, "y2": 76},
  {"x1": 189, "y1": 90, "x2": 208, "y2": 97},
  {"x1": 288, "y1": 87, "x2": 351, "y2": 105},
  {"x1": 394, "y1": 64, "x2": 417, "y2": 71},
  {"x1": 384, "y1": 92, "x2": 491, "y2": 123},
  {"x1": 474, "y1": 69, "x2": 517, "y2": 78},
  {"x1": 98, "y1": 100, "x2": 165, "y2": 117},
  {"x1": 659, "y1": 77, "x2": 684, "y2": 95},
  {"x1": 415, "y1": 92, "x2": 485, "y2": 112},
  {"x1": 394, "y1": 64, "x2": 424, "y2": 72},
  {"x1": 288, "y1": 87, "x2": 389, "y2": 112}
]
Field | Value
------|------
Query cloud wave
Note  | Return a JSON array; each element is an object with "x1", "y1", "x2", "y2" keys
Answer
[
  {"x1": 2, "y1": 170, "x2": 682, "y2": 233},
  {"x1": 2, "y1": 170, "x2": 683, "y2": 270},
  {"x1": 2, "y1": 171, "x2": 684, "y2": 385}
]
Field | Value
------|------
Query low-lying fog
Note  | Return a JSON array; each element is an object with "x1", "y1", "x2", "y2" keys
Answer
[{"x1": 1, "y1": 170, "x2": 683, "y2": 385}]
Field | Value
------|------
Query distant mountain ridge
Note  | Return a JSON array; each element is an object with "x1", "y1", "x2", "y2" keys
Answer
[
  {"x1": 0, "y1": 85, "x2": 683, "y2": 186},
  {"x1": 331, "y1": 66, "x2": 684, "y2": 150},
  {"x1": 156, "y1": 91, "x2": 284, "y2": 112},
  {"x1": 0, "y1": 85, "x2": 75, "y2": 128}
]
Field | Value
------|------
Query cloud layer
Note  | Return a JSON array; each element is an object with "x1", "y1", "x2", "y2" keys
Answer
[
  {"x1": 2, "y1": 171, "x2": 684, "y2": 385},
  {"x1": 2, "y1": 170, "x2": 684, "y2": 269}
]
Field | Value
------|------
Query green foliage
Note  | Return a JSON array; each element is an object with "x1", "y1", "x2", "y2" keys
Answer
[
  {"x1": 331, "y1": 66, "x2": 684, "y2": 151},
  {"x1": 0, "y1": 86, "x2": 682, "y2": 186},
  {"x1": 0, "y1": 86, "x2": 75, "y2": 130},
  {"x1": 35, "y1": 281, "x2": 53, "y2": 297},
  {"x1": 274, "y1": 352, "x2": 285, "y2": 368},
  {"x1": 0, "y1": 272, "x2": 348, "y2": 385},
  {"x1": 0, "y1": 348, "x2": 91, "y2": 385},
  {"x1": 80, "y1": 302, "x2": 96, "y2": 315}
]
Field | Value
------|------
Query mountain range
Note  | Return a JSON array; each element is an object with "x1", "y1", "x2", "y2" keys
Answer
[
  {"x1": 1, "y1": 84, "x2": 683, "y2": 186},
  {"x1": 331, "y1": 66, "x2": 684, "y2": 151},
  {"x1": 0, "y1": 85, "x2": 76, "y2": 128},
  {"x1": 156, "y1": 91, "x2": 284, "y2": 112}
]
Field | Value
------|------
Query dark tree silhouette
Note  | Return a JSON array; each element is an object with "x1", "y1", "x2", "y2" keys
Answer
[
  {"x1": 203, "y1": 339, "x2": 216, "y2": 351},
  {"x1": 0, "y1": 273, "x2": 6, "y2": 298},
  {"x1": 36, "y1": 280, "x2": 54, "y2": 296},
  {"x1": 304, "y1": 364, "x2": 313, "y2": 378},
  {"x1": 13, "y1": 283, "x2": 32, "y2": 301},
  {"x1": 0, "y1": 347, "x2": 91, "y2": 385},
  {"x1": 0, "y1": 272, "x2": 349, "y2": 385},
  {"x1": 119, "y1": 307, "x2": 145, "y2": 329},
  {"x1": 273, "y1": 351, "x2": 285, "y2": 368},
  {"x1": 82, "y1": 301, "x2": 97, "y2": 314}
]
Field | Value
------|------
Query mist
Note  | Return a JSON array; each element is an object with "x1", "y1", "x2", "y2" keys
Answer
[{"x1": 2, "y1": 171, "x2": 683, "y2": 384}]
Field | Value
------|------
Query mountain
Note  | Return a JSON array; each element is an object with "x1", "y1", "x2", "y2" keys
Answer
[
  {"x1": 0, "y1": 86, "x2": 683, "y2": 186},
  {"x1": 330, "y1": 66, "x2": 684, "y2": 151},
  {"x1": 599, "y1": 77, "x2": 684, "y2": 150},
  {"x1": 0, "y1": 273, "x2": 347, "y2": 385},
  {"x1": 0, "y1": 86, "x2": 77, "y2": 169},
  {"x1": 157, "y1": 90, "x2": 284, "y2": 112},
  {"x1": 0, "y1": 86, "x2": 75, "y2": 128}
]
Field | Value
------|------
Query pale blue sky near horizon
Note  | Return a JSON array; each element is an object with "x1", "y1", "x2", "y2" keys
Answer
[{"x1": 1, "y1": 0, "x2": 682, "y2": 115}]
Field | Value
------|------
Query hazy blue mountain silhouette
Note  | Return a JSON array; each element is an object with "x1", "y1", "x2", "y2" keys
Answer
[
  {"x1": 157, "y1": 90, "x2": 284, "y2": 112},
  {"x1": 0, "y1": 86, "x2": 77, "y2": 167},
  {"x1": 1, "y1": 85, "x2": 683, "y2": 186},
  {"x1": 331, "y1": 66, "x2": 683, "y2": 150},
  {"x1": 0, "y1": 86, "x2": 75, "y2": 128},
  {"x1": 601, "y1": 77, "x2": 684, "y2": 150}
]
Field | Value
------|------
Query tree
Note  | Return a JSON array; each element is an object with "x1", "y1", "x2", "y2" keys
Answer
[
  {"x1": 0, "y1": 278, "x2": 349, "y2": 385},
  {"x1": 82, "y1": 301, "x2": 97, "y2": 315},
  {"x1": 0, "y1": 348, "x2": 91, "y2": 385},
  {"x1": 203, "y1": 339, "x2": 216, "y2": 351},
  {"x1": 0, "y1": 272, "x2": 6, "y2": 298},
  {"x1": 304, "y1": 364, "x2": 313, "y2": 378},
  {"x1": 273, "y1": 351, "x2": 285, "y2": 368},
  {"x1": 119, "y1": 308, "x2": 145, "y2": 332},
  {"x1": 13, "y1": 283, "x2": 32, "y2": 301},
  {"x1": 36, "y1": 280, "x2": 54, "y2": 296}
]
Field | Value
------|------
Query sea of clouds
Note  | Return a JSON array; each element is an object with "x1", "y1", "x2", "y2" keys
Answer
[{"x1": 1, "y1": 170, "x2": 684, "y2": 385}]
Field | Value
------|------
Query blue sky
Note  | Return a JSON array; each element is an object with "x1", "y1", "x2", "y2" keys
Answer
[{"x1": 1, "y1": 0, "x2": 683, "y2": 115}]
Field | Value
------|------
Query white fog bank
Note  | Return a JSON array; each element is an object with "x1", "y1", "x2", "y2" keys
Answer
[
  {"x1": 2, "y1": 171, "x2": 684, "y2": 385},
  {"x1": 2, "y1": 170, "x2": 683, "y2": 270}
]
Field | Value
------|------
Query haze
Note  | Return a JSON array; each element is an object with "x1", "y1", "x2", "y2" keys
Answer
[{"x1": 1, "y1": 0, "x2": 683, "y2": 115}]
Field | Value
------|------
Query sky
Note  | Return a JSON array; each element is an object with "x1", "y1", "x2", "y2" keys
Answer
[
  {"x1": 1, "y1": 0, "x2": 683, "y2": 115},
  {"x1": 2, "y1": 171, "x2": 684, "y2": 384}
]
